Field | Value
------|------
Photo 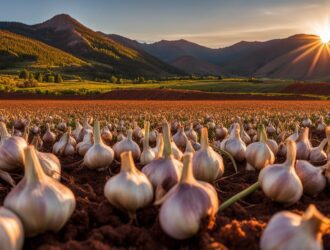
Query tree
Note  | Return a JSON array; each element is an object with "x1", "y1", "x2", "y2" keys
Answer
[
  {"x1": 19, "y1": 69, "x2": 29, "y2": 80},
  {"x1": 55, "y1": 74, "x2": 63, "y2": 83},
  {"x1": 110, "y1": 76, "x2": 117, "y2": 83},
  {"x1": 46, "y1": 75, "x2": 55, "y2": 83},
  {"x1": 36, "y1": 73, "x2": 44, "y2": 82}
]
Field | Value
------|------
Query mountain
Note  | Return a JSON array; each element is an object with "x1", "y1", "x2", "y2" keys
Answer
[
  {"x1": 0, "y1": 29, "x2": 86, "y2": 69},
  {"x1": 0, "y1": 14, "x2": 183, "y2": 78}
]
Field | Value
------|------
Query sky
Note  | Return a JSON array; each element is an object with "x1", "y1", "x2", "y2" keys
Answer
[{"x1": 1, "y1": 0, "x2": 330, "y2": 48}]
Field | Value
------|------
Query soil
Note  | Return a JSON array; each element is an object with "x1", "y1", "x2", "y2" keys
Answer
[
  {"x1": 282, "y1": 83, "x2": 330, "y2": 96},
  {"x1": 0, "y1": 88, "x2": 320, "y2": 100},
  {"x1": 0, "y1": 129, "x2": 330, "y2": 250}
]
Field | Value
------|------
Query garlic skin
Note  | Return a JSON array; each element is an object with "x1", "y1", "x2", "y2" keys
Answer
[
  {"x1": 258, "y1": 140, "x2": 303, "y2": 205},
  {"x1": 309, "y1": 139, "x2": 328, "y2": 164},
  {"x1": 42, "y1": 123, "x2": 56, "y2": 144},
  {"x1": 245, "y1": 125, "x2": 275, "y2": 171},
  {"x1": 296, "y1": 127, "x2": 312, "y2": 160},
  {"x1": 0, "y1": 207, "x2": 24, "y2": 250},
  {"x1": 221, "y1": 123, "x2": 246, "y2": 162},
  {"x1": 192, "y1": 127, "x2": 224, "y2": 182},
  {"x1": 140, "y1": 121, "x2": 156, "y2": 165},
  {"x1": 155, "y1": 153, "x2": 218, "y2": 240},
  {"x1": 113, "y1": 129, "x2": 141, "y2": 160},
  {"x1": 0, "y1": 122, "x2": 27, "y2": 171},
  {"x1": 142, "y1": 121, "x2": 182, "y2": 198},
  {"x1": 295, "y1": 160, "x2": 327, "y2": 196},
  {"x1": 84, "y1": 121, "x2": 114, "y2": 170},
  {"x1": 4, "y1": 146, "x2": 76, "y2": 237},
  {"x1": 104, "y1": 151, "x2": 153, "y2": 220},
  {"x1": 260, "y1": 204, "x2": 329, "y2": 250},
  {"x1": 77, "y1": 131, "x2": 93, "y2": 156}
]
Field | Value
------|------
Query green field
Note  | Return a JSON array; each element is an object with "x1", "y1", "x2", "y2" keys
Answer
[{"x1": 0, "y1": 75, "x2": 328, "y2": 99}]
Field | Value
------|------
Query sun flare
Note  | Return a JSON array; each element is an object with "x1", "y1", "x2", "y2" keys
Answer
[{"x1": 319, "y1": 31, "x2": 330, "y2": 44}]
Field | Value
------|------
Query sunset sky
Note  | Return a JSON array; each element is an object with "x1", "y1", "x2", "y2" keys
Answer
[{"x1": 1, "y1": 0, "x2": 330, "y2": 48}]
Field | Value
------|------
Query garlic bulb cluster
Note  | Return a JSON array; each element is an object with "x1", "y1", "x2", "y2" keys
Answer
[
  {"x1": 221, "y1": 123, "x2": 246, "y2": 162},
  {"x1": 245, "y1": 125, "x2": 275, "y2": 171},
  {"x1": 0, "y1": 121, "x2": 27, "y2": 171},
  {"x1": 4, "y1": 146, "x2": 76, "y2": 237},
  {"x1": 84, "y1": 121, "x2": 114, "y2": 169},
  {"x1": 104, "y1": 151, "x2": 153, "y2": 220},
  {"x1": 140, "y1": 121, "x2": 156, "y2": 165},
  {"x1": 77, "y1": 131, "x2": 93, "y2": 156},
  {"x1": 113, "y1": 129, "x2": 141, "y2": 160},
  {"x1": 0, "y1": 207, "x2": 24, "y2": 250},
  {"x1": 258, "y1": 140, "x2": 303, "y2": 205},
  {"x1": 52, "y1": 127, "x2": 76, "y2": 156},
  {"x1": 192, "y1": 127, "x2": 224, "y2": 182},
  {"x1": 155, "y1": 153, "x2": 219, "y2": 240},
  {"x1": 142, "y1": 121, "x2": 182, "y2": 199},
  {"x1": 260, "y1": 204, "x2": 329, "y2": 250},
  {"x1": 295, "y1": 160, "x2": 327, "y2": 196},
  {"x1": 296, "y1": 127, "x2": 312, "y2": 160}
]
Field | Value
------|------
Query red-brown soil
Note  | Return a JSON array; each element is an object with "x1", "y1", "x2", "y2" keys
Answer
[
  {"x1": 282, "y1": 83, "x2": 330, "y2": 96},
  {"x1": 0, "y1": 88, "x2": 320, "y2": 100}
]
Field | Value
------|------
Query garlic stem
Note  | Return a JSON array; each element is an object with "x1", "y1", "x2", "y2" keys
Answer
[
  {"x1": 301, "y1": 204, "x2": 330, "y2": 234},
  {"x1": 259, "y1": 124, "x2": 268, "y2": 143},
  {"x1": 180, "y1": 153, "x2": 195, "y2": 183},
  {"x1": 284, "y1": 140, "x2": 296, "y2": 168},
  {"x1": 120, "y1": 151, "x2": 135, "y2": 172},
  {"x1": 25, "y1": 146, "x2": 46, "y2": 184},
  {"x1": 318, "y1": 138, "x2": 327, "y2": 151},
  {"x1": 93, "y1": 120, "x2": 102, "y2": 145},
  {"x1": 213, "y1": 146, "x2": 238, "y2": 173},
  {"x1": 163, "y1": 121, "x2": 172, "y2": 158},
  {"x1": 218, "y1": 182, "x2": 259, "y2": 212},
  {"x1": 144, "y1": 121, "x2": 150, "y2": 149},
  {"x1": 200, "y1": 128, "x2": 209, "y2": 149},
  {"x1": 0, "y1": 122, "x2": 10, "y2": 139}
]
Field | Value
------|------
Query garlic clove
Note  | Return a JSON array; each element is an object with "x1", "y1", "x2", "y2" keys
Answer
[
  {"x1": 104, "y1": 151, "x2": 153, "y2": 220},
  {"x1": 156, "y1": 153, "x2": 218, "y2": 240},
  {"x1": 4, "y1": 146, "x2": 76, "y2": 237},
  {"x1": 0, "y1": 207, "x2": 24, "y2": 250}
]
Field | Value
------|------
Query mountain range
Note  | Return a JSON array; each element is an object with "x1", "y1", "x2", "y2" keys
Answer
[{"x1": 1, "y1": 14, "x2": 329, "y2": 80}]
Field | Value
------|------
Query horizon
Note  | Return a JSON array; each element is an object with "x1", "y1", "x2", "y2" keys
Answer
[{"x1": 1, "y1": 0, "x2": 330, "y2": 48}]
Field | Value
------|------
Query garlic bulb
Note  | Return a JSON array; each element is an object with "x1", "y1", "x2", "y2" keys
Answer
[
  {"x1": 245, "y1": 125, "x2": 275, "y2": 171},
  {"x1": 173, "y1": 124, "x2": 186, "y2": 149},
  {"x1": 258, "y1": 140, "x2": 303, "y2": 205},
  {"x1": 133, "y1": 121, "x2": 142, "y2": 139},
  {"x1": 216, "y1": 123, "x2": 228, "y2": 140},
  {"x1": 142, "y1": 121, "x2": 182, "y2": 199},
  {"x1": 149, "y1": 129, "x2": 157, "y2": 144},
  {"x1": 309, "y1": 139, "x2": 328, "y2": 164},
  {"x1": 185, "y1": 123, "x2": 198, "y2": 142},
  {"x1": 171, "y1": 140, "x2": 183, "y2": 161},
  {"x1": 37, "y1": 151, "x2": 61, "y2": 181},
  {"x1": 52, "y1": 127, "x2": 76, "y2": 156},
  {"x1": 57, "y1": 120, "x2": 67, "y2": 131},
  {"x1": 326, "y1": 126, "x2": 330, "y2": 158},
  {"x1": 286, "y1": 124, "x2": 300, "y2": 142},
  {"x1": 317, "y1": 116, "x2": 326, "y2": 132},
  {"x1": 4, "y1": 146, "x2": 76, "y2": 237},
  {"x1": 72, "y1": 119, "x2": 82, "y2": 141},
  {"x1": 295, "y1": 160, "x2": 327, "y2": 196},
  {"x1": 101, "y1": 125, "x2": 113, "y2": 145},
  {"x1": 240, "y1": 124, "x2": 251, "y2": 145},
  {"x1": 260, "y1": 204, "x2": 329, "y2": 250},
  {"x1": 0, "y1": 121, "x2": 27, "y2": 171},
  {"x1": 266, "y1": 122, "x2": 276, "y2": 135},
  {"x1": 104, "y1": 151, "x2": 153, "y2": 221},
  {"x1": 221, "y1": 123, "x2": 246, "y2": 162},
  {"x1": 0, "y1": 207, "x2": 24, "y2": 250},
  {"x1": 155, "y1": 153, "x2": 218, "y2": 240},
  {"x1": 77, "y1": 118, "x2": 93, "y2": 142},
  {"x1": 140, "y1": 121, "x2": 156, "y2": 165},
  {"x1": 77, "y1": 131, "x2": 93, "y2": 156},
  {"x1": 113, "y1": 129, "x2": 141, "y2": 160},
  {"x1": 84, "y1": 121, "x2": 114, "y2": 170},
  {"x1": 192, "y1": 127, "x2": 224, "y2": 182},
  {"x1": 42, "y1": 123, "x2": 56, "y2": 144},
  {"x1": 302, "y1": 117, "x2": 312, "y2": 127},
  {"x1": 296, "y1": 127, "x2": 312, "y2": 160}
]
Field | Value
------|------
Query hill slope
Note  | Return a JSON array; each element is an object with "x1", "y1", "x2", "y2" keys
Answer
[
  {"x1": 0, "y1": 29, "x2": 86, "y2": 69},
  {"x1": 0, "y1": 14, "x2": 183, "y2": 78}
]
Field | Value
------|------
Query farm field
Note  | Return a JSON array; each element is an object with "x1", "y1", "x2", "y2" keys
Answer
[{"x1": 0, "y1": 100, "x2": 330, "y2": 249}]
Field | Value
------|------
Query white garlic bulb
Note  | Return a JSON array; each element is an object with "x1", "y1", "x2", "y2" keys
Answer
[
  {"x1": 52, "y1": 127, "x2": 76, "y2": 156},
  {"x1": 155, "y1": 153, "x2": 218, "y2": 240},
  {"x1": 173, "y1": 124, "x2": 186, "y2": 149},
  {"x1": 84, "y1": 121, "x2": 114, "y2": 170},
  {"x1": 133, "y1": 121, "x2": 142, "y2": 139},
  {"x1": 317, "y1": 116, "x2": 326, "y2": 132},
  {"x1": 245, "y1": 125, "x2": 275, "y2": 171},
  {"x1": 77, "y1": 117, "x2": 93, "y2": 142},
  {"x1": 140, "y1": 121, "x2": 156, "y2": 165},
  {"x1": 260, "y1": 204, "x2": 329, "y2": 250},
  {"x1": 192, "y1": 127, "x2": 224, "y2": 182},
  {"x1": 215, "y1": 123, "x2": 228, "y2": 140},
  {"x1": 4, "y1": 146, "x2": 76, "y2": 237},
  {"x1": 221, "y1": 123, "x2": 246, "y2": 162},
  {"x1": 295, "y1": 160, "x2": 327, "y2": 196},
  {"x1": 113, "y1": 129, "x2": 141, "y2": 160},
  {"x1": 258, "y1": 140, "x2": 303, "y2": 205},
  {"x1": 309, "y1": 139, "x2": 328, "y2": 164},
  {"x1": 142, "y1": 121, "x2": 182, "y2": 199},
  {"x1": 104, "y1": 151, "x2": 153, "y2": 221},
  {"x1": 296, "y1": 127, "x2": 312, "y2": 160},
  {"x1": 0, "y1": 121, "x2": 27, "y2": 171},
  {"x1": 42, "y1": 123, "x2": 56, "y2": 144},
  {"x1": 77, "y1": 131, "x2": 93, "y2": 156},
  {"x1": 302, "y1": 117, "x2": 312, "y2": 127},
  {"x1": 149, "y1": 129, "x2": 158, "y2": 144},
  {"x1": 0, "y1": 207, "x2": 24, "y2": 250},
  {"x1": 72, "y1": 119, "x2": 82, "y2": 141},
  {"x1": 101, "y1": 125, "x2": 113, "y2": 145},
  {"x1": 185, "y1": 123, "x2": 198, "y2": 142}
]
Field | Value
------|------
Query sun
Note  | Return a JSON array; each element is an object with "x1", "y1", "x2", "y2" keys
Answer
[{"x1": 319, "y1": 30, "x2": 330, "y2": 44}]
